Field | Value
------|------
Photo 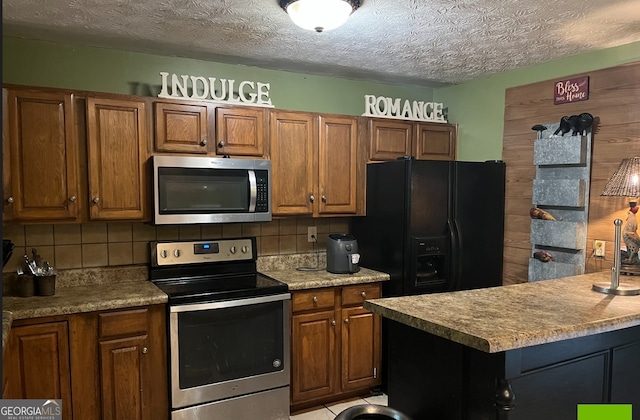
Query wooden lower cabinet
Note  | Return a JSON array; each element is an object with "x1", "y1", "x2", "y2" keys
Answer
[
  {"x1": 99, "y1": 335, "x2": 147, "y2": 420},
  {"x1": 2, "y1": 321, "x2": 73, "y2": 419},
  {"x1": 2, "y1": 305, "x2": 168, "y2": 420},
  {"x1": 291, "y1": 283, "x2": 381, "y2": 411},
  {"x1": 341, "y1": 306, "x2": 381, "y2": 392},
  {"x1": 292, "y1": 310, "x2": 337, "y2": 402}
]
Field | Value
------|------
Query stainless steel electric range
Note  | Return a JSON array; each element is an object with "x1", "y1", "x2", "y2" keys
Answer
[{"x1": 149, "y1": 237, "x2": 290, "y2": 420}]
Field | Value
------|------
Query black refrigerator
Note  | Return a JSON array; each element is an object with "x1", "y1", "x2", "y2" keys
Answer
[{"x1": 351, "y1": 158, "x2": 506, "y2": 297}]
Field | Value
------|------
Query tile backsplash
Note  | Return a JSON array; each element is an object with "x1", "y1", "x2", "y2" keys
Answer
[{"x1": 2, "y1": 217, "x2": 350, "y2": 273}]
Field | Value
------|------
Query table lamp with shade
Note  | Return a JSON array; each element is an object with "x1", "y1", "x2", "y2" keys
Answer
[{"x1": 594, "y1": 157, "x2": 640, "y2": 295}]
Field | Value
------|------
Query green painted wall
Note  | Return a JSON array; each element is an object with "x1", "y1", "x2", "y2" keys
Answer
[
  {"x1": 3, "y1": 37, "x2": 639, "y2": 162},
  {"x1": 2, "y1": 37, "x2": 434, "y2": 116},
  {"x1": 435, "y1": 41, "x2": 640, "y2": 161}
]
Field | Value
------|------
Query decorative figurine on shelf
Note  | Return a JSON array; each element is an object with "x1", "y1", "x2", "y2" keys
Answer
[
  {"x1": 622, "y1": 203, "x2": 640, "y2": 264},
  {"x1": 530, "y1": 207, "x2": 560, "y2": 221},
  {"x1": 533, "y1": 250, "x2": 553, "y2": 262}
]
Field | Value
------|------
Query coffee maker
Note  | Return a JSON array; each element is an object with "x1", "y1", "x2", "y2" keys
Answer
[{"x1": 326, "y1": 234, "x2": 360, "y2": 274}]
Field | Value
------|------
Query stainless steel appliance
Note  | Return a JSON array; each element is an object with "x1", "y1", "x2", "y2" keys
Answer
[
  {"x1": 326, "y1": 233, "x2": 360, "y2": 274},
  {"x1": 149, "y1": 238, "x2": 290, "y2": 420},
  {"x1": 152, "y1": 155, "x2": 271, "y2": 225},
  {"x1": 351, "y1": 158, "x2": 505, "y2": 296}
]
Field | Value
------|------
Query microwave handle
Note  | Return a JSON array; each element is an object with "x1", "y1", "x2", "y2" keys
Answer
[{"x1": 248, "y1": 170, "x2": 257, "y2": 212}]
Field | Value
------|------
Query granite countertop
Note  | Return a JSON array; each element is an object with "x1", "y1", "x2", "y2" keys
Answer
[
  {"x1": 261, "y1": 267, "x2": 390, "y2": 291},
  {"x1": 2, "y1": 265, "x2": 168, "y2": 352},
  {"x1": 364, "y1": 271, "x2": 640, "y2": 354},
  {"x1": 3, "y1": 281, "x2": 167, "y2": 321}
]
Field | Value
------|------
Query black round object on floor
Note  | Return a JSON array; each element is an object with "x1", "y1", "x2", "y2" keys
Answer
[{"x1": 334, "y1": 404, "x2": 413, "y2": 420}]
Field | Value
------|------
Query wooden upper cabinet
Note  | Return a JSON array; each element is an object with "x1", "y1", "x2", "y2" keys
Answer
[
  {"x1": 86, "y1": 97, "x2": 148, "y2": 220},
  {"x1": 270, "y1": 112, "x2": 359, "y2": 217},
  {"x1": 5, "y1": 89, "x2": 81, "y2": 221},
  {"x1": 368, "y1": 118, "x2": 457, "y2": 161},
  {"x1": 3, "y1": 88, "x2": 12, "y2": 222},
  {"x1": 215, "y1": 106, "x2": 267, "y2": 157},
  {"x1": 270, "y1": 111, "x2": 315, "y2": 216},
  {"x1": 154, "y1": 101, "x2": 211, "y2": 153},
  {"x1": 368, "y1": 119, "x2": 414, "y2": 161},
  {"x1": 318, "y1": 115, "x2": 358, "y2": 215},
  {"x1": 414, "y1": 123, "x2": 457, "y2": 160}
]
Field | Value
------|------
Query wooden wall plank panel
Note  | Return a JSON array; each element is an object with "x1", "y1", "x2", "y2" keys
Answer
[{"x1": 502, "y1": 61, "x2": 640, "y2": 284}]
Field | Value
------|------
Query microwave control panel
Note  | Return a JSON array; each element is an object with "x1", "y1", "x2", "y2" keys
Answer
[{"x1": 255, "y1": 170, "x2": 269, "y2": 213}]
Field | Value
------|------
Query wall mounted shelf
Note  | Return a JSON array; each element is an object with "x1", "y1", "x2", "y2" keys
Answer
[{"x1": 528, "y1": 121, "x2": 593, "y2": 282}]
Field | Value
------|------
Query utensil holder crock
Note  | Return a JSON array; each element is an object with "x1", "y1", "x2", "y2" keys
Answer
[
  {"x1": 36, "y1": 275, "x2": 56, "y2": 296},
  {"x1": 17, "y1": 274, "x2": 35, "y2": 297}
]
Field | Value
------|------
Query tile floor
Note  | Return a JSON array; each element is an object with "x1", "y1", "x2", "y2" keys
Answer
[{"x1": 289, "y1": 394, "x2": 388, "y2": 419}]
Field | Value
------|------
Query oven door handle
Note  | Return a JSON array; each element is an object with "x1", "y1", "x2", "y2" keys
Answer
[
  {"x1": 170, "y1": 292, "x2": 291, "y2": 313},
  {"x1": 248, "y1": 170, "x2": 257, "y2": 212}
]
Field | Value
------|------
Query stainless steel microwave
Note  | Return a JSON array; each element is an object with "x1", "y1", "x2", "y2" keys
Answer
[{"x1": 152, "y1": 156, "x2": 271, "y2": 225}]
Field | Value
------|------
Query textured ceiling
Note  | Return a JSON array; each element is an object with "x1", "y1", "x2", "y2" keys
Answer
[{"x1": 3, "y1": 0, "x2": 640, "y2": 87}]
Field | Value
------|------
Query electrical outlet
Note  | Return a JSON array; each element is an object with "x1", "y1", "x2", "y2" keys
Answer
[
  {"x1": 594, "y1": 240, "x2": 606, "y2": 257},
  {"x1": 307, "y1": 226, "x2": 317, "y2": 243}
]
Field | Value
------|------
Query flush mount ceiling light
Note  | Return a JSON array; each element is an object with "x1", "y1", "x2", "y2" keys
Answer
[{"x1": 279, "y1": 0, "x2": 361, "y2": 33}]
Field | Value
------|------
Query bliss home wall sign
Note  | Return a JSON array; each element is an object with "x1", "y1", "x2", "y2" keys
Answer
[{"x1": 554, "y1": 76, "x2": 589, "y2": 105}]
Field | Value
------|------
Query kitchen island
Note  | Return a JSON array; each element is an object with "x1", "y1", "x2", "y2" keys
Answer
[{"x1": 364, "y1": 271, "x2": 640, "y2": 420}]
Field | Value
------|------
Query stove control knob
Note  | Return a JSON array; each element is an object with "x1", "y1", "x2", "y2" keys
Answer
[
  {"x1": 241, "y1": 245, "x2": 248, "y2": 254},
  {"x1": 230, "y1": 246, "x2": 237, "y2": 254},
  {"x1": 272, "y1": 359, "x2": 281, "y2": 368},
  {"x1": 174, "y1": 249, "x2": 182, "y2": 258},
  {"x1": 160, "y1": 250, "x2": 169, "y2": 259}
]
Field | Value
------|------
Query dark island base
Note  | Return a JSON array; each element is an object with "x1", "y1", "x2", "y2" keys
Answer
[{"x1": 386, "y1": 320, "x2": 640, "y2": 420}]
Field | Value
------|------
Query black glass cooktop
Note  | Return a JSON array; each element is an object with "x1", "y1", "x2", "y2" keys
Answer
[{"x1": 153, "y1": 272, "x2": 288, "y2": 305}]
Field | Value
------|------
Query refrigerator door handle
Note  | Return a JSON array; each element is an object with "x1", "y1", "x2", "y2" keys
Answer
[{"x1": 448, "y1": 219, "x2": 461, "y2": 291}]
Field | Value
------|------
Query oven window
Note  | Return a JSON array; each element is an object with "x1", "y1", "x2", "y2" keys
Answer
[
  {"x1": 158, "y1": 167, "x2": 249, "y2": 214},
  {"x1": 177, "y1": 301, "x2": 284, "y2": 389}
]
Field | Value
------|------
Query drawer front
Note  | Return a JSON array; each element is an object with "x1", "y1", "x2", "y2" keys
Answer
[
  {"x1": 342, "y1": 283, "x2": 381, "y2": 307},
  {"x1": 99, "y1": 308, "x2": 149, "y2": 339},
  {"x1": 292, "y1": 289, "x2": 335, "y2": 312}
]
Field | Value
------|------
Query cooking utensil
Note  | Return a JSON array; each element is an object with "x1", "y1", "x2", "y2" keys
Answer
[
  {"x1": 553, "y1": 116, "x2": 571, "y2": 136},
  {"x1": 568, "y1": 115, "x2": 581, "y2": 135},
  {"x1": 578, "y1": 112, "x2": 594, "y2": 133},
  {"x1": 531, "y1": 124, "x2": 547, "y2": 140}
]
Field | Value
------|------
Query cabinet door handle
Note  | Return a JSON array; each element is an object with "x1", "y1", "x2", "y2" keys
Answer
[
  {"x1": 218, "y1": 141, "x2": 225, "y2": 148},
  {"x1": 6, "y1": 196, "x2": 13, "y2": 204},
  {"x1": 142, "y1": 347, "x2": 148, "y2": 354},
  {"x1": 322, "y1": 195, "x2": 327, "y2": 203},
  {"x1": 312, "y1": 296, "x2": 318, "y2": 303},
  {"x1": 309, "y1": 194, "x2": 315, "y2": 203},
  {"x1": 331, "y1": 320, "x2": 336, "y2": 326},
  {"x1": 344, "y1": 318, "x2": 349, "y2": 324},
  {"x1": 92, "y1": 197, "x2": 100, "y2": 204},
  {"x1": 69, "y1": 195, "x2": 77, "y2": 202},
  {"x1": 200, "y1": 139, "x2": 208, "y2": 146}
]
